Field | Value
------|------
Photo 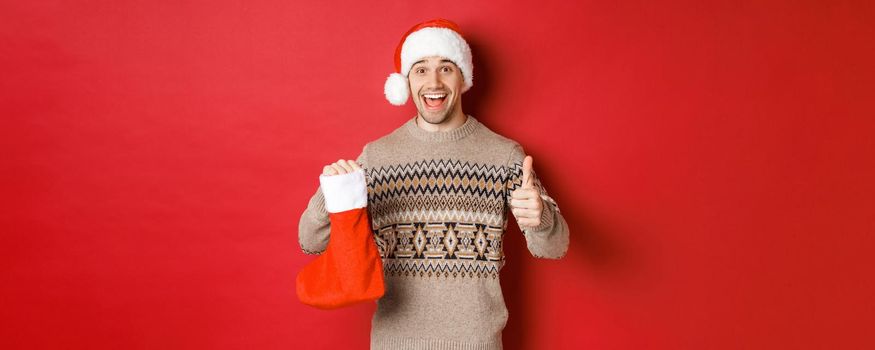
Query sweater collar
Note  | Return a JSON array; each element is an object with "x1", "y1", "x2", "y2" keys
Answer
[{"x1": 404, "y1": 114, "x2": 480, "y2": 142}]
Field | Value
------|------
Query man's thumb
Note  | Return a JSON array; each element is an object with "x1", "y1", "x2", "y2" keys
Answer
[{"x1": 522, "y1": 155, "x2": 534, "y2": 188}]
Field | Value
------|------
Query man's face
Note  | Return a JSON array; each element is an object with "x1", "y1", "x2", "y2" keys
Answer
[{"x1": 408, "y1": 56, "x2": 464, "y2": 124}]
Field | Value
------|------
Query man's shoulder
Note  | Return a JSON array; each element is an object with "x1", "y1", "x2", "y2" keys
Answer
[
  {"x1": 475, "y1": 119, "x2": 521, "y2": 149},
  {"x1": 362, "y1": 119, "x2": 410, "y2": 152}
]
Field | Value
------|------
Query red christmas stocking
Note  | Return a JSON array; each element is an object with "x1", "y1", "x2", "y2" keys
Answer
[{"x1": 296, "y1": 168, "x2": 385, "y2": 309}]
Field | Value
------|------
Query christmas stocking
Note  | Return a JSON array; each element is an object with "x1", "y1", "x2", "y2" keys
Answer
[{"x1": 296, "y1": 168, "x2": 385, "y2": 309}]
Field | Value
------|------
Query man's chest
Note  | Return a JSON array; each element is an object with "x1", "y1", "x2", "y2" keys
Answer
[{"x1": 364, "y1": 158, "x2": 511, "y2": 227}]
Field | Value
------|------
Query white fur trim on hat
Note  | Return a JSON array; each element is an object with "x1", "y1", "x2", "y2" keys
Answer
[
  {"x1": 400, "y1": 27, "x2": 473, "y2": 93},
  {"x1": 384, "y1": 72, "x2": 409, "y2": 105}
]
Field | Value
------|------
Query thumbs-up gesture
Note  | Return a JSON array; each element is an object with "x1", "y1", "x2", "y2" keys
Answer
[{"x1": 510, "y1": 155, "x2": 544, "y2": 228}]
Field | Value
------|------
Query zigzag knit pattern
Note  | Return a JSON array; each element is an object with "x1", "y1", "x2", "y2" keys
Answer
[{"x1": 364, "y1": 158, "x2": 559, "y2": 279}]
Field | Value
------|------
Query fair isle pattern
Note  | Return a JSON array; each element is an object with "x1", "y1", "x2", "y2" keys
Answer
[
  {"x1": 364, "y1": 157, "x2": 562, "y2": 278},
  {"x1": 366, "y1": 158, "x2": 511, "y2": 279},
  {"x1": 366, "y1": 159, "x2": 508, "y2": 228},
  {"x1": 383, "y1": 256, "x2": 505, "y2": 279},
  {"x1": 374, "y1": 222, "x2": 506, "y2": 279},
  {"x1": 374, "y1": 222, "x2": 505, "y2": 260}
]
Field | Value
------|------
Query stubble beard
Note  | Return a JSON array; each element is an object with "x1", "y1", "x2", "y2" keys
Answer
[{"x1": 417, "y1": 109, "x2": 450, "y2": 125}]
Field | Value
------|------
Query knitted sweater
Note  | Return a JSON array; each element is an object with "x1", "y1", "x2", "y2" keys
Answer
[{"x1": 298, "y1": 115, "x2": 570, "y2": 350}]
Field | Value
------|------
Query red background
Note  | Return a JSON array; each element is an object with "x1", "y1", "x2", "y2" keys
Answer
[{"x1": 3, "y1": 1, "x2": 874, "y2": 349}]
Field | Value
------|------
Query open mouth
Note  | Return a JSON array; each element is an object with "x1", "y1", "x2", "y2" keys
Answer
[{"x1": 421, "y1": 92, "x2": 448, "y2": 110}]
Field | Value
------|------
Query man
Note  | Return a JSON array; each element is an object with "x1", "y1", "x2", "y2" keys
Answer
[{"x1": 298, "y1": 18, "x2": 570, "y2": 349}]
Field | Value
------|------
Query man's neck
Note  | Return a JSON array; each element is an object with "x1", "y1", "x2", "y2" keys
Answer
[{"x1": 414, "y1": 108, "x2": 467, "y2": 132}]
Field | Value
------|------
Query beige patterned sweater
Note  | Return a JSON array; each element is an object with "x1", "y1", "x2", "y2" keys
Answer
[{"x1": 298, "y1": 115, "x2": 570, "y2": 349}]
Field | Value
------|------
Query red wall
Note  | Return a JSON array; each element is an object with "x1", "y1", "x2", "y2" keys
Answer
[{"x1": 3, "y1": 1, "x2": 873, "y2": 349}]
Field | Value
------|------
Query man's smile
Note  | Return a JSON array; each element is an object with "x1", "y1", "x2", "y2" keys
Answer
[{"x1": 422, "y1": 92, "x2": 448, "y2": 110}]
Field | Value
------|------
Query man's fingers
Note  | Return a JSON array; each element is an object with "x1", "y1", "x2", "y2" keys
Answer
[
  {"x1": 323, "y1": 165, "x2": 338, "y2": 176},
  {"x1": 337, "y1": 159, "x2": 353, "y2": 173},
  {"x1": 510, "y1": 198, "x2": 538, "y2": 209},
  {"x1": 511, "y1": 207, "x2": 538, "y2": 218},
  {"x1": 329, "y1": 163, "x2": 346, "y2": 175},
  {"x1": 322, "y1": 159, "x2": 362, "y2": 176},
  {"x1": 511, "y1": 188, "x2": 537, "y2": 200},
  {"x1": 522, "y1": 155, "x2": 534, "y2": 188}
]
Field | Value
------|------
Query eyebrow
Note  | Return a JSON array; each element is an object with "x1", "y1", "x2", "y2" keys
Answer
[{"x1": 412, "y1": 59, "x2": 457, "y2": 67}]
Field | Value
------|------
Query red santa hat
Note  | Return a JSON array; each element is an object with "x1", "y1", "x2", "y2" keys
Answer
[{"x1": 383, "y1": 18, "x2": 474, "y2": 106}]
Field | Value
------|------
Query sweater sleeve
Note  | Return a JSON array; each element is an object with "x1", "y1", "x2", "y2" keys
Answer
[
  {"x1": 298, "y1": 143, "x2": 369, "y2": 255},
  {"x1": 505, "y1": 143, "x2": 570, "y2": 259}
]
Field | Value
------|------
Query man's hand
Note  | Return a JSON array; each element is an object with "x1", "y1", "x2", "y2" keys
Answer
[
  {"x1": 510, "y1": 155, "x2": 544, "y2": 228},
  {"x1": 323, "y1": 159, "x2": 362, "y2": 176}
]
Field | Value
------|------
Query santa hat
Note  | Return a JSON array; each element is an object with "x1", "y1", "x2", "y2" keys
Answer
[{"x1": 383, "y1": 18, "x2": 474, "y2": 106}]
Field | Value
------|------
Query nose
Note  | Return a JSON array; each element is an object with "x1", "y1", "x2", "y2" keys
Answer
[{"x1": 425, "y1": 69, "x2": 442, "y2": 88}]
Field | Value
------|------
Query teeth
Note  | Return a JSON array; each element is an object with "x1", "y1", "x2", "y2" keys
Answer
[{"x1": 424, "y1": 94, "x2": 447, "y2": 99}]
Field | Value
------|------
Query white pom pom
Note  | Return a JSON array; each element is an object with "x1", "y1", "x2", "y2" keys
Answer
[{"x1": 384, "y1": 73, "x2": 409, "y2": 106}]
